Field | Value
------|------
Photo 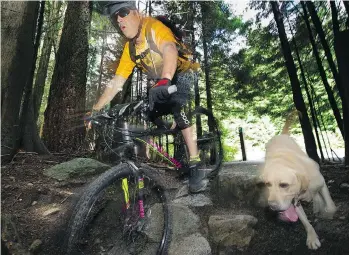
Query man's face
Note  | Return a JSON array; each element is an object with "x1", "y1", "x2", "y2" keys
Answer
[{"x1": 116, "y1": 8, "x2": 141, "y2": 39}]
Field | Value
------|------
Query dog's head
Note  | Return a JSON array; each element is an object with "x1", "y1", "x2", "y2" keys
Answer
[{"x1": 260, "y1": 165, "x2": 309, "y2": 211}]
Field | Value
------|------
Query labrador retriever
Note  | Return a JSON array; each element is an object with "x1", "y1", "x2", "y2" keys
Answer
[{"x1": 259, "y1": 110, "x2": 337, "y2": 250}]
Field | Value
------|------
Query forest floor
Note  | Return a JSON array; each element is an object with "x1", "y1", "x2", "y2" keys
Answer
[{"x1": 1, "y1": 152, "x2": 349, "y2": 255}]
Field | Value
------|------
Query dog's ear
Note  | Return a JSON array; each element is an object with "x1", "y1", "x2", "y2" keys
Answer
[
  {"x1": 297, "y1": 173, "x2": 309, "y2": 193},
  {"x1": 255, "y1": 176, "x2": 266, "y2": 188}
]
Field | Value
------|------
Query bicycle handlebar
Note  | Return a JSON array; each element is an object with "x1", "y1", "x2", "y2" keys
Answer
[{"x1": 86, "y1": 85, "x2": 178, "y2": 124}]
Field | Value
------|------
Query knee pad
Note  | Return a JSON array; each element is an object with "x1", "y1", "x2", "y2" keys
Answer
[{"x1": 174, "y1": 110, "x2": 191, "y2": 130}]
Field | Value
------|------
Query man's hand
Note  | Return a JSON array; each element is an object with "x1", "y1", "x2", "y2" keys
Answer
[
  {"x1": 152, "y1": 78, "x2": 171, "y2": 88},
  {"x1": 84, "y1": 109, "x2": 99, "y2": 130},
  {"x1": 149, "y1": 78, "x2": 172, "y2": 111}
]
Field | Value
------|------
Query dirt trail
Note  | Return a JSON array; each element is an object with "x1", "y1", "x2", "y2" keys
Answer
[{"x1": 2, "y1": 154, "x2": 349, "y2": 255}]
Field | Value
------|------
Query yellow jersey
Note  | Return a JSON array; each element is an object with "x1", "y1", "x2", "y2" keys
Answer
[{"x1": 115, "y1": 16, "x2": 198, "y2": 80}]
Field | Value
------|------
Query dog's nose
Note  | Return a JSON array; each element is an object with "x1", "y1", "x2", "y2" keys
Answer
[{"x1": 268, "y1": 201, "x2": 279, "y2": 211}]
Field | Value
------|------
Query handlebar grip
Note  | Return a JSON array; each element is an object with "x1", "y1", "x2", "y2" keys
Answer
[{"x1": 168, "y1": 85, "x2": 177, "y2": 95}]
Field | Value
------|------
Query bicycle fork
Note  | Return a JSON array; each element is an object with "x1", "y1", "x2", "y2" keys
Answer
[{"x1": 121, "y1": 171, "x2": 145, "y2": 221}]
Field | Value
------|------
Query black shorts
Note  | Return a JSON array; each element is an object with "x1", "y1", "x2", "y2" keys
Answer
[{"x1": 148, "y1": 99, "x2": 191, "y2": 130}]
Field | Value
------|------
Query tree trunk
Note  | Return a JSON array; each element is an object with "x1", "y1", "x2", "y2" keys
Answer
[
  {"x1": 33, "y1": 1, "x2": 63, "y2": 123},
  {"x1": 334, "y1": 30, "x2": 349, "y2": 166},
  {"x1": 285, "y1": 13, "x2": 325, "y2": 161},
  {"x1": 1, "y1": 1, "x2": 40, "y2": 162},
  {"x1": 190, "y1": 1, "x2": 202, "y2": 136},
  {"x1": 306, "y1": 2, "x2": 343, "y2": 102},
  {"x1": 301, "y1": 2, "x2": 344, "y2": 138},
  {"x1": 20, "y1": 1, "x2": 50, "y2": 154},
  {"x1": 43, "y1": 1, "x2": 92, "y2": 152},
  {"x1": 200, "y1": 2, "x2": 214, "y2": 131},
  {"x1": 343, "y1": 1, "x2": 349, "y2": 27},
  {"x1": 271, "y1": 1, "x2": 319, "y2": 162},
  {"x1": 330, "y1": 1, "x2": 340, "y2": 36},
  {"x1": 96, "y1": 26, "x2": 107, "y2": 99}
]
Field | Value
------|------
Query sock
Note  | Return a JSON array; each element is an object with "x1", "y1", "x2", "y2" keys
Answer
[{"x1": 189, "y1": 154, "x2": 200, "y2": 164}]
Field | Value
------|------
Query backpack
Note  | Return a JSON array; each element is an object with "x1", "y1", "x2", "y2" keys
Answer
[{"x1": 129, "y1": 16, "x2": 193, "y2": 69}]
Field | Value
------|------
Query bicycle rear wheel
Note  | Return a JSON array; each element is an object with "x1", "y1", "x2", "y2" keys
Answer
[
  {"x1": 175, "y1": 106, "x2": 223, "y2": 179},
  {"x1": 64, "y1": 163, "x2": 171, "y2": 255}
]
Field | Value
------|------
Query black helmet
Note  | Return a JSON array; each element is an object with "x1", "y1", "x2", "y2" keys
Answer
[{"x1": 103, "y1": 1, "x2": 137, "y2": 16}]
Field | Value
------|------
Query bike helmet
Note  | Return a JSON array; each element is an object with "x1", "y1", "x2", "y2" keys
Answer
[{"x1": 102, "y1": 1, "x2": 137, "y2": 29}]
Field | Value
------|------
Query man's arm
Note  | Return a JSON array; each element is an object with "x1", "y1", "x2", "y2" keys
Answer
[
  {"x1": 160, "y1": 42, "x2": 178, "y2": 80},
  {"x1": 93, "y1": 75, "x2": 127, "y2": 110}
]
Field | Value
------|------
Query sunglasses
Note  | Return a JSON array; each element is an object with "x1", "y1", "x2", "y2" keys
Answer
[{"x1": 115, "y1": 7, "x2": 131, "y2": 18}]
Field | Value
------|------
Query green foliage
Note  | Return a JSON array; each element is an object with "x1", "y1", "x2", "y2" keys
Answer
[{"x1": 33, "y1": 0, "x2": 345, "y2": 157}]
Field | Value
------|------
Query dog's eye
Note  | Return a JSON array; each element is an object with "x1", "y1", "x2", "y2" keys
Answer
[{"x1": 279, "y1": 183, "x2": 289, "y2": 188}]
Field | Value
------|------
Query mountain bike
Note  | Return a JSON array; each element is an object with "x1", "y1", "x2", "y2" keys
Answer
[{"x1": 64, "y1": 85, "x2": 223, "y2": 255}]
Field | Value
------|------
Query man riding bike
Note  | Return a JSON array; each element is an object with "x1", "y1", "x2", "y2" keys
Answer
[{"x1": 92, "y1": 1, "x2": 207, "y2": 193}]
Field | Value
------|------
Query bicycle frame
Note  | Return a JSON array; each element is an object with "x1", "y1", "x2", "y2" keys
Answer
[{"x1": 96, "y1": 99, "x2": 185, "y2": 170}]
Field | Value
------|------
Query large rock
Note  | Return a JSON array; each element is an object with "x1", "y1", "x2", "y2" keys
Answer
[
  {"x1": 43, "y1": 158, "x2": 110, "y2": 180},
  {"x1": 169, "y1": 233, "x2": 211, "y2": 255},
  {"x1": 208, "y1": 214, "x2": 258, "y2": 248},
  {"x1": 143, "y1": 203, "x2": 200, "y2": 242},
  {"x1": 173, "y1": 193, "x2": 213, "y2": 207},
  {"x1": 212, "y1": 161, "x2": 266, "y2": 206}
]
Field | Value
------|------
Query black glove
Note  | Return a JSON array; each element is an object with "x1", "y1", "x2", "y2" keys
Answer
[{"x1": 149, "y1": 78, "x2": 171, "y2": 111}]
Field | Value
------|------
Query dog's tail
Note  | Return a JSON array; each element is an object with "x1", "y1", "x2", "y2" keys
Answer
[{"x1": 282, "y1": 109, "x2": 301, "y2": 134}]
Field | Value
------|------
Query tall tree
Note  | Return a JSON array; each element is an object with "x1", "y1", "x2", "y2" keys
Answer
[
  {"x1": 1, "y1": 1, "x2": 40, "y2": 162},
  {"x1": 343, "y1": 0, "x2": 349, "y2": 22},
  {"x1": 271, "y1": 1, "x2": 319, "y2": 162},
  {"x1": 306, "y1": 2, "x2": 343, "y2": 102},
  {"x1": 33, "y1": 1, "x2": 63, "y2": 123},
  {"x1": 200, "y1": 2, "x2": 214, "y2": 128},
  {"x1": 19, "y1": 1, "x2": 50, "y2": 154},
  {"x1": 285, "y1": 11, "x2": 325, "y2": 161},
  {"x1": 43, "y1": 1, "x2": 92, "y2": 152},
  {"x1": 301, "y1": 1, "x2": 344, "y2": 138},
  {"x1": 331, "y1": 1, "x2": 349, "y2": 165},
  {"x1": 334, "y1": 30, "x2": 349, "y2": 166},
  {"x1": 189, "y1": 1, "x2": 202, "y2": 136}
]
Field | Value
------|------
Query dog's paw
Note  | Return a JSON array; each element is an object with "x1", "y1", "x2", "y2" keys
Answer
[{"x1": 306, "y1": 229, "x2": 321, "y2": 250}]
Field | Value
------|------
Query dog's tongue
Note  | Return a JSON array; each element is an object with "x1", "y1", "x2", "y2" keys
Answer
[{"x1": 278, "y1": 205, "x2": 299, "y2": 222}]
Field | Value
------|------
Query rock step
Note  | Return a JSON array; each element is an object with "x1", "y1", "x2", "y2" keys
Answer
[{"x1": 211, "y1": 161, "x2": 267, "y2": 207}]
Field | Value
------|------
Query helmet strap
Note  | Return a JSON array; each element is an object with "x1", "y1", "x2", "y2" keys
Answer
[{"x1": 131, "y1": 15, "x2": 143, "y2": 44}]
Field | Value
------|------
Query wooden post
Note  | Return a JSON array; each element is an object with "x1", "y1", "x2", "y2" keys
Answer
[{"x1": 239, "y1": 127, "x2": 247, "y2": 161}]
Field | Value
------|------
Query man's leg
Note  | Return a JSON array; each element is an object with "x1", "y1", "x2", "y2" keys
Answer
[
  {"x1": 175, "y1": 108, "x2": 208, "y2": 193},
  {"x1": 181, "y1": 126, "x2": 198, "y2": 157}
]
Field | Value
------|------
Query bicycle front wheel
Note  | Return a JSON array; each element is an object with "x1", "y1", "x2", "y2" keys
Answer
[{"x1": 64, "y1": 163, "x2": 172, "y2": 255}]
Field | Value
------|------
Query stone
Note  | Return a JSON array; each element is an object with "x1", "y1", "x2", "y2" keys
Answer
[
  {"x1": 29, "y1": 239, "x2": 42, "y2": 254},
  {"x1": 208, "y1": 214, "x2": 258, "y2": 248},
  {"x1": 169, "y1": 233, "x2": 211, "y2": 255},
  {"x1": 42, "y1": 207, "x2": 60, "y2": 216},
  {"x1": 173, "y1": 194, "x2": 213, "y2": 207},
  {"x1": 340, "y1": 183, "x2": 349, "y2": 189},
  {"x1": 143, "y1": 203, "x2": 200, "y2": 242},
  {"x1": 175, "y1": 184, "x2": 189, "y2": 198},
  {"x1": 43, "y1": 158, "x2": 110, "y2": 180},
  {"x1": 211, "y1": 161, "x2": 266, "y2": 206}
]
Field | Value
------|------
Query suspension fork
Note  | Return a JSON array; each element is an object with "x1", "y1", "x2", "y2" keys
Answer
[{"x1": 123, "y1": 161, "x2": 145, "y2": 219}]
